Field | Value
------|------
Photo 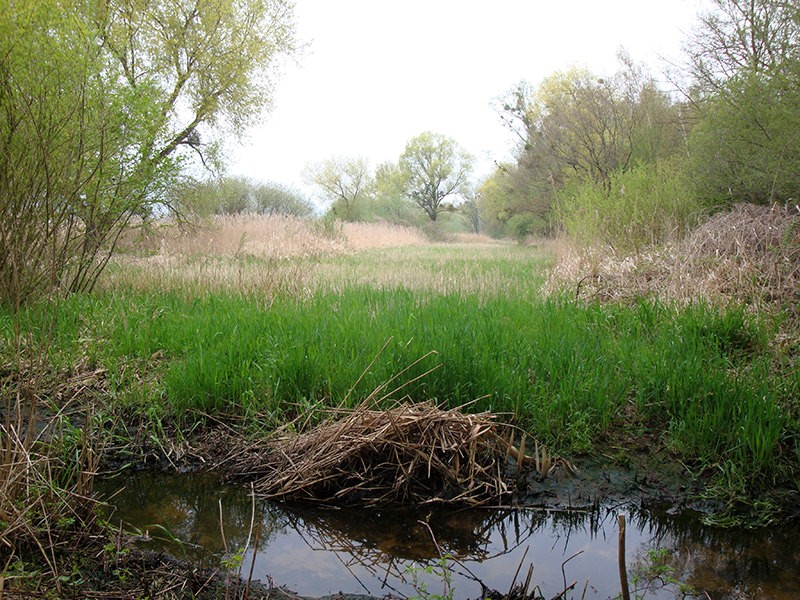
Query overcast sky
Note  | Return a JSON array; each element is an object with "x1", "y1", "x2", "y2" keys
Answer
[{"x1": 227, "y1": 0, "x2": 704, "y2": 198}]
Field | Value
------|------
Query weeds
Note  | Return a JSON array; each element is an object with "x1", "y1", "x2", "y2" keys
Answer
[
  {"x1": 0, "y1": 213, "x2": 797, "y2": 600},
  {"x1": 3, "y1": 278, "x2": 795, "y2": 518}
]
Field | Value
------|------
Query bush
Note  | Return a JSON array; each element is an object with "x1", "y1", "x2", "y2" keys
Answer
[
  {"x1": 507, "y1": 213, "x2": 547, "y2": 243},
  {"x1": 557, "y1": 160, "x2": 702, "y2": 254}
]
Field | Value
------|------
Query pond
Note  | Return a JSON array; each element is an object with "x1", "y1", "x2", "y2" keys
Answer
[{"x1": 95, "y1": 471, "x2": 800, "y2": 599}]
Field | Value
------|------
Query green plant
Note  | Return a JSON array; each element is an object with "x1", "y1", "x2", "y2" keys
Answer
[
  {"x1": 403, "y1": 555, "x2": 455, "y2": 600},
  {"x1": 558, "y1": 160, "x2": 699, "y2": 254},
  {"x1": 627, "y1": 547, "x2": 696, "y2": 599}
]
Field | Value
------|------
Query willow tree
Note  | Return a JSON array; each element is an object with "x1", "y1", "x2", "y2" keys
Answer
[
  {"x1": 303, "y1": 157, "x2": 371, "y2": 220},
  {"x1": 0, "y1": 0, "x2": 296, "y2": 305},
  {"x1": 399, "y1": 132, "x2": 473, "y2": 222}
]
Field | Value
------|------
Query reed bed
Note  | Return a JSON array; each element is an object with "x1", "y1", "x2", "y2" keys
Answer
[
  {"x1": 223, "y1": 401, "x2": 536, "y2": 507},
  {"x1": 546, "y1": 203, "x2": 800, "y2": 314},
  {"x1": 106, "y1": 215, "x2": 550, "y2": 301}
]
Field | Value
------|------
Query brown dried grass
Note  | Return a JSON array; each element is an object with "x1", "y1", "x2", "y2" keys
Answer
[
  {"x1": 341, "y1": 220, "x2": 429, "y2": 249},
  {"x1": 222, "y1": 401, "x2": 538, "y2": 507},
  {"x1": 119, "y1": 215, "x2": 429, "y2": 260},
  {"x1": 545, "y1": 203, "x2": 800, "y2": 313},
  {"x1": 0, "y1": 363, "x2": 107, "y2": 595},
  {"x1": 105, "y1": 215, "x2": 434, "y2": 296}
]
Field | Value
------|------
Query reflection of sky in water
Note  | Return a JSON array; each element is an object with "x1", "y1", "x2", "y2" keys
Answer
[
  {"x1": 97, "y1": 472, "x2": 800, "y2": 599},
  {"x1": 252, "y1": 511, "x2": 648, "y2": 598}
]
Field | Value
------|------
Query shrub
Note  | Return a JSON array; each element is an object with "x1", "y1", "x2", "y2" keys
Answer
[{"x1": 557, "y1": 161, "x2": 702, "y2": 254}]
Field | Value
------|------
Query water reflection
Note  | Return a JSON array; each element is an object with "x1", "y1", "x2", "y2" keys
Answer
[{"x1": 96, "y1": 472, "x2": 800, "y2": 599}]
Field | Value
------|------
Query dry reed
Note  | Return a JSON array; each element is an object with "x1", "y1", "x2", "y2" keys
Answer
[
  {"x1": 545, "y1": 203, "x2": 800, "y2": 314},
  {"x1": 104, "y1": 215, "x2": 437, "y2": 297},
  {"x1": 0, "y1": 357, "x2": 108, "y2": 596},
  {"x1": 221, "y1": 401, "x2": 543, "y2": 507}
]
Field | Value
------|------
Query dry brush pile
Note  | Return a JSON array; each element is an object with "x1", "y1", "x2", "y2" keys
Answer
[
  {"x1": 546, "y1": 203, "x2": 800, "y2": 315},
  {"x1": 221, "y1": 402, "x2": 551, "y2": 507}
]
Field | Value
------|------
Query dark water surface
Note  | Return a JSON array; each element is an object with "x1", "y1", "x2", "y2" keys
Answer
[{"x1": 95, "y1": 471, "x2": 800, "y2": 599}]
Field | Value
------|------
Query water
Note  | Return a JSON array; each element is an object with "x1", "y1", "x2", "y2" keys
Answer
[{"x1": 96, "y1": 471, "x2": 800, "y2": 599}]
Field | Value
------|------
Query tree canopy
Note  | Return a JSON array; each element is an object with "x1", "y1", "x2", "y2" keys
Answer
[
  {"x1": 0, "y1": 0, "x2": 296, "y2": 304},
  {"x1": 399, "y1": 132, "x2": 473, "y2": 222},
  {"x1": 685, "y1": 0, "x2": 800, "y2": 204},
  {"x1": 303, "y1": 157, "x2": 371, "y2": 220},
  {"x1": 484, "y1": 54, "x2": 681, "y2": 240}
]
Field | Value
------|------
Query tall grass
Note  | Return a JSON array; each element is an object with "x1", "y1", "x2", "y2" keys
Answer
[
  {"x1": 5, "y1": 285, "x2": 793, "y2": 492},
  {"x1": 2, "y1": 218, "x2": 796, "y2": 522}
]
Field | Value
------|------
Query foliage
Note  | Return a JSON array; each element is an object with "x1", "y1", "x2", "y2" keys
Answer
[
  {"x1": 685, "y1": 0, "x2": 800, "y2": 205},
  {"x1": 489, "y1": 55, "x2": 685, "y2": 242},
  {"x1": 0, "y1": 0, "x2": 296, "y2": 306},
  {"x1": 399, "y1": 132, "x2": 473, "y2": 222},
  {"x1": 476, "y1": 163, "x2": 553, "y2": 238},
  {"x1": 303, "y1": 156, "x2": 372, "y2": 221},
  {"x1": 175, "y1": 176, "x2": 314, "y2": 217},
  {"x1": 557, "y1": 160, "x2": 701, "y2": 253},
  {"x1": 367, "y1": 161, "x2": 428, "y2": 226},
  {"x1": 404, "y1": 554, "x2": 454, "y2": 600}
]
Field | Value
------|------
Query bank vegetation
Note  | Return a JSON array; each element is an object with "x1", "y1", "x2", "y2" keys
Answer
[{"x1": 2, "y1": 0, "x2": 800, "y2": 597}]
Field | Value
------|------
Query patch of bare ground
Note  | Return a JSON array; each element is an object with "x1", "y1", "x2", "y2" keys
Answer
[{"x1": 544, "y1": 202, "x2": 800, "y2": 316}]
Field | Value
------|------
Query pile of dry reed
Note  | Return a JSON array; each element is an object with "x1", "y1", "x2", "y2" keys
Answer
[
  {"x1": 223, "y1": 402, "x2": 528, "y2": 507},
  {"x1": 546, "y1": 203, "x2": 800, "y2": 314}
]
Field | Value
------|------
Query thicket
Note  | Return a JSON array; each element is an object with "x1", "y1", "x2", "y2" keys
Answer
[
  {"x1": 557, "y1": 160, "x2": 699, "y2": 254},
  {"x1": 174, "y1": 176, "x2": 315, "y2": 218},
  {"x1": 0, "y1": 0, "x2": 296, "y2": 306},
  {"x1": 486, "y1": 0, "x2": 800, "y2": 250}
]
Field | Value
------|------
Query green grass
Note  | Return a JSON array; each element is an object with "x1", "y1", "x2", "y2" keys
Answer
[{"x1": 2, "y1": 243, "x2": 797, "y2": 507}]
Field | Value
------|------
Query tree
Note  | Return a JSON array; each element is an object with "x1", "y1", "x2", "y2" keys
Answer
[
  {"x1": 252, "y1": 182, "x2": 314, "y2": 217},
  {"x1": 477, "y1": 165, "x2": 552, "y2": 238},
  {"x1": 0, "y1": 0, "x2": 296, "y2": 305},
  {"x1": 370, "y1": 161, "x2": 421, "y2": 224},
  {"x1": 685, "y1": 0, "x2": 800, "y2": 204},
  {"x1": 490, "y1": 56, "x2": 683, "y2": 242},
  {"x1": 398, "y1": 132, "x2": 473, "y2": 222},
  {"x1": 174, "y1": 177, "x2": 313, "y2": 217},
  {"x1": 303, "y1": 157, "x2": 371, "y2": 220}
]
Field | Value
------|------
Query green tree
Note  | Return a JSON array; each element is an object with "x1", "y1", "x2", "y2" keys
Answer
[
  {"x1": 398, "y1": 132, "x2": 473, "y2": 222},
  {"x1": 175, "y1": 177, "x2": 312, "y2": 217},
  {"x1": 492, "y1": 56, "x2": 684, "y2": 241},
  {"x1": 303, "y1": 157, "x2": 371, "y2": 221},
  {"x1": 252, "y1": 181, "x2": 314, "y2": 217},
  {"x1": 371, "y1": 161, "x2": 420, "y2": 224},
  {"x1": 685, "y1": 0, "x2": 800, "y2": 204},
  {"x1": 476, "y1": 165, "x2": 552, "y2": 238},
  {"x1": 0, "y1": 0, "x2": 296, "y2": 305}
]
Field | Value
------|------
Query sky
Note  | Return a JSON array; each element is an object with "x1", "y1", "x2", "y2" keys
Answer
[{"x1": 227, "y1": 0, "x2": 704, "y2": 200}]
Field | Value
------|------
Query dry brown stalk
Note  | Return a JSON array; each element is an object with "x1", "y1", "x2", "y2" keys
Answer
[
  {"x1": 545, "y1": 203, "x2": 800, "y2": 316},
  {"x1": 222, "y1": 401, "x2": 566, "y2": 507}
]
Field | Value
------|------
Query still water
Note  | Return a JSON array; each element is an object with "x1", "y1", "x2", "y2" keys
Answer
[{"x1": 96, "y1": 471, "x2": 800, "y2": 599}]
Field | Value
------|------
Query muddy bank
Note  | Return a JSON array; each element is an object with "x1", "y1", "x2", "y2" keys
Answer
[{"x1": 101, "y1": 419, "x2": 727, "y2": 519}]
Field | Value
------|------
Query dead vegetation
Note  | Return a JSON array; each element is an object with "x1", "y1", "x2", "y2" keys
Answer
[
  {"x1": 222, "y1": 401, "x2": 558, "y2": 507},
  {"x1": 117, "y1": 214, "x2": 429, "y2": 260},
  {"x1": 546, "y1": 203, "x2": 800, "y2": 315}
]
